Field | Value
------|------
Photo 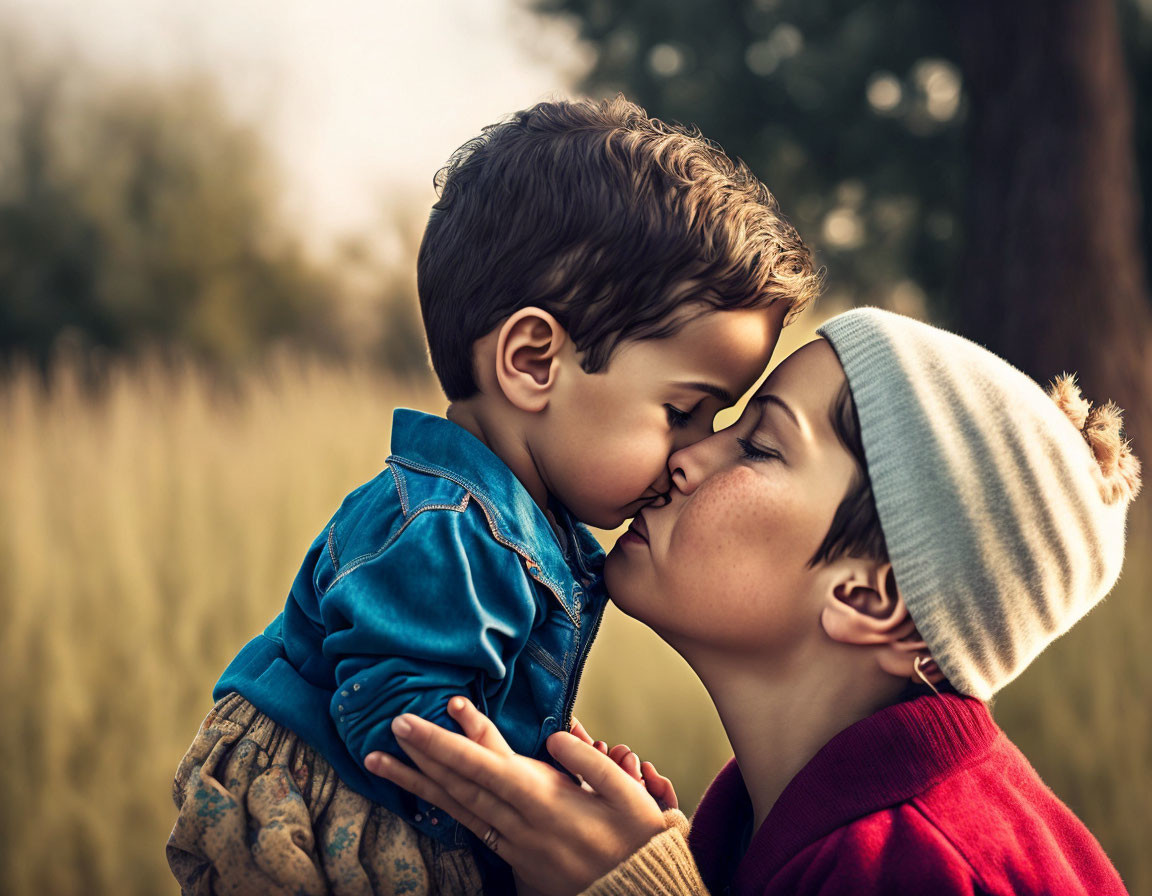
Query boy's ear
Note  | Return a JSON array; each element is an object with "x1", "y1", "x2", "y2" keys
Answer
[
  {"x1": 494, "y1": 308, "x2": 568, "y2": 413},
  {"x1": 820, "y1": 563, "x2": 945, "y2": 685}
]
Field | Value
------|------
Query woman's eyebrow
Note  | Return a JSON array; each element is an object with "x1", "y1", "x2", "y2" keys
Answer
[{"x1": 752, "y1": 393, "x2": 800, "y2": 430}]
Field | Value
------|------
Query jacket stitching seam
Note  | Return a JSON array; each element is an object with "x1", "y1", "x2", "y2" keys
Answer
[
  {"x1": 389, "y1": 464, "x2": 410, "y2": 516},
  {"x1": 524, "y1": 639, "x2": 567, "y2": 681},
  {"x1": 389, "y1": 456, "x2": 580, "y2": 626},
  {"x1": 389, "y1": 456, "x2": 503, "y2": 528},
  {"x1": 326, "y1": 525, "x2": 339, "y2": 572},
  {"x1": 323, "y1": 493, "x2": 471, "y2": 593}
]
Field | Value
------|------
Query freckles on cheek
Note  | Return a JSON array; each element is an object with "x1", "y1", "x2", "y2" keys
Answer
[{"x1": 672, "y1": 471, "x2": 766, "y2": 576}]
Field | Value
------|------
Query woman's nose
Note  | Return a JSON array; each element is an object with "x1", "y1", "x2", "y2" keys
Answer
[{"x1": 668, "y1": 432, "x2": 722, "y2": 496}]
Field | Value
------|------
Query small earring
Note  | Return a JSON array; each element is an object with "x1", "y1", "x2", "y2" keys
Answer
[{"x1": 914, "y1": 656, "x2": 941, "y2": 696}]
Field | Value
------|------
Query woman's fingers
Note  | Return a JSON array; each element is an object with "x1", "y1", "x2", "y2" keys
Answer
[
  {"x1": 569, "y1": 717, "x2": 595, "y2": 746},
  {"x1": 446, "y1": 696, "x2": 514, "y2": 756},
  {"x1": 571, "y1": 719, "x2": 610, "y2": 756},
  {"x1": 606, "y1": 743, "x2": 642, "y2": 781},
  {"x1": 640, "y1": 760, "x2": 678, "y2": 811},
  {"x1": 394, "y1": 738, "x2": 526, "y2": 843},
  {"x1": 364, "y1": 751, "x2": 492, "y2": 838},
  {"x1": 389, "y1": 713, "x2": 533, "y2": 804},
  {"x1": 545, "y1": 732, "x2": 646, "y2": 803},
  {"x1": 390, "y1": 712, "x2": 577, "y2": 831}
]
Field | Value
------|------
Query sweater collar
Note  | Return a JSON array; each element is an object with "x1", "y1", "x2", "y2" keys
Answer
[{"x1": 689, "y1": 694, "x2": 1000, "y2": 893}]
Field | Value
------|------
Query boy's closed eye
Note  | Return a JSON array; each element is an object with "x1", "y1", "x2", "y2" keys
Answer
[
  {"x1": 665, "y1": 404, "x2": 695, "y2": 428},
  {"x1": 665, "y1": 380, "x2": 743, "y2": 433}
]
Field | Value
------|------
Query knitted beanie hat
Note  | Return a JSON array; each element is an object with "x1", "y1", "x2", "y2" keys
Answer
[{"x1": 817, "y1": 308, "x2": 1140, "y2": 700}]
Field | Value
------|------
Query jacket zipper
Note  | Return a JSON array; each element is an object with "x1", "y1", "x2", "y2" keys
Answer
[{"x1": 562, "y1": 598, "x2": 606, "y2": 730}]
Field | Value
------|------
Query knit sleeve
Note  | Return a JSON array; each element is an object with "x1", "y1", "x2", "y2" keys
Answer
[{"x1": 581, "y1": 810, "x2": 710, "y2": 896}]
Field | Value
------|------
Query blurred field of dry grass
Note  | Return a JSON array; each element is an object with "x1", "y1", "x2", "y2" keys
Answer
[{"x1": 0, "y1": 333, "x2": 1148, "y2": 894}]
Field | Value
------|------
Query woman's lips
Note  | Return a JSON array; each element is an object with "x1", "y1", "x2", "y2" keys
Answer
[{"x1": 619, "y1": 511, "x2": 650, "y2": 546}]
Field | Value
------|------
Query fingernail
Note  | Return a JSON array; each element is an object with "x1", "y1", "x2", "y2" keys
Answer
[
  {"x1": 449, "y1": 697, "x2": 465, "y2": 712},
  {"x1": 392, "y1": 716, "x2": 413, "y2": 738}
]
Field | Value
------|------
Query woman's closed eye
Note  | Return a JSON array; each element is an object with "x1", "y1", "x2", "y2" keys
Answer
[{"x1": 737, "y1": 437, "x2": 784, "y2": 462}]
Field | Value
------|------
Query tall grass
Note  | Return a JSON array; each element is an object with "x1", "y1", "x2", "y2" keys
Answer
[{"x1": 0, "y1": 344, "x2": 1147, "y2": 894}]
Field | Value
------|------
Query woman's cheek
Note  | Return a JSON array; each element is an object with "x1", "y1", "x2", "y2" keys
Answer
[{"x1": 678, "y1": 471, "x2": 774, "y2": 564}]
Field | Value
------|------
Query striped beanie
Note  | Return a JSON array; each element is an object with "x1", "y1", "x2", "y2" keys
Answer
[{"x1": 817, "y1": 308, "x2": 1140, "y2": 700}]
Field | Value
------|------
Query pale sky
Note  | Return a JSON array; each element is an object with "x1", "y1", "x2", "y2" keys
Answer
[{"x1": 2, "y1": 0, "x2": 591, "y2": 247}]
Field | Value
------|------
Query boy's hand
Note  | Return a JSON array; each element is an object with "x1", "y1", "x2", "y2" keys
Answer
[{"x1": 569, "y1": 717, "x2": 678, "y2": 810}]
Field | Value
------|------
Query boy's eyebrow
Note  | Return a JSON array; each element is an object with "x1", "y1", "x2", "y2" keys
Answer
[
  {"x1": 753, "y1": 393, "x2": 800, "y2": 430},
  {"x1": 674, "y1": 381, "x2": 734, "y2": 404}
]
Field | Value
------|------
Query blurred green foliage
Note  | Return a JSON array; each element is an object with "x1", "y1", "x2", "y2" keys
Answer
[
  {"x1": 5, "y1": 4, "x2": 1150, "y2": 372},
  {"x1": 532, "y1": 0, "x2": 1152, "y2": 314},
  {"x1": 0, "y1": 31, "x2": 428, "y2": 376}
]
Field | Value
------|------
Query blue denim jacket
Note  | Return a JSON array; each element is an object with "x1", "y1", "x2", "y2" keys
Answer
[{"x1": 215, "y1": 409, "x2": 608, "y2": 848}]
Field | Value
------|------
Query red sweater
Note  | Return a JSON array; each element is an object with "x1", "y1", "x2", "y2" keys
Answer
[{"x1": 686, "y1": 694, "x2": 1126, "y2": 896}]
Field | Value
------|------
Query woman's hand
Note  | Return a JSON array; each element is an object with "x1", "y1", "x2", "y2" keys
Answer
[
  {"x1": 569, "y1": 717, "x2": 678, "y2": 811},
  {"x1": 364, "y1": 697, "x2": 670, "y2": 896}
]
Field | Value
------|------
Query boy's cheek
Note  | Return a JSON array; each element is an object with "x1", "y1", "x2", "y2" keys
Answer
[{"x1": 598, "y1": 441, "x2": 668, "y2": 504}]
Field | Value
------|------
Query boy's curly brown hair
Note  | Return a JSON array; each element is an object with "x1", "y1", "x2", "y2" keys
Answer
[{"x1": 417, "y1": 95, "x2": 821, "y2": 401}]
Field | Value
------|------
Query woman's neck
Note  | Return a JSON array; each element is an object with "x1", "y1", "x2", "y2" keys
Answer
[{"x1": 689, "y1": 641, "x2": 901, "y2": 832}]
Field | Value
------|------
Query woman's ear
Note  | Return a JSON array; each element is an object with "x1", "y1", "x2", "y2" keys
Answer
[
  {"x1": 494, "y1": 308, "x2": 568, "y2": 413},
  {"x1": 820, "y1": 564, "x2": 913, "y2": 645},
  {"x1": 820, "y1": 563, "x2": 945, "y2": 686}
]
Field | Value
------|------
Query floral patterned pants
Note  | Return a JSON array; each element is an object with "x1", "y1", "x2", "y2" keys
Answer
[{"x1": 167, "y1": 693, "x2": 485, "y2": 895}]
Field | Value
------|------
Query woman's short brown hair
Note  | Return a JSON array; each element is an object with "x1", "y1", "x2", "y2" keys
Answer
[
  {"x1": 417, "y1": 96, "x2": 821, "y2": 401},
  {"x1": 809, "y1": 378, "x2": 889, "y2": 567}
]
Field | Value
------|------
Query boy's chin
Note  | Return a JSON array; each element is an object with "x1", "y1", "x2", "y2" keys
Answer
[{"x1": 575, "y1": 506, "x2": 629, "y2": 531}]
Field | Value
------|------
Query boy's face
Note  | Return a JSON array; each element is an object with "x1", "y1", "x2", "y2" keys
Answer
[
  {"x1": 604, "y1": 339, "x2": 857, "y2": 654},
  {"x1": 536, "y1": 303, "x2": 788, "y2": 529}
]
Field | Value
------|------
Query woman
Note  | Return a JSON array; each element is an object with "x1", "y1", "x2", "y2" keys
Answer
[{"x1": 368, "y1": 308, "x2": 1136, "y2": 895}]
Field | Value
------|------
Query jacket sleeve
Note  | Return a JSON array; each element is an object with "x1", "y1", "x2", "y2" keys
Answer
[
  {"x1": 581, "y1": 811, "x2": 710, "y2": 896},
  {"x1": 319, "y1": 501, "x2": 543, "y2": 767}
]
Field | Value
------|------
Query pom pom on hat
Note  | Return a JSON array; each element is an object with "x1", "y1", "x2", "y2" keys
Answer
[{"x1": 1047, "y1": 374, "x2": 1142, "y2": 505}]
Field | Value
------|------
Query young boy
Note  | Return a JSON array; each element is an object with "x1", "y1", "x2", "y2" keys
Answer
[{"x1": 166, "y1": 95, "x2": 820, "y2": 894}]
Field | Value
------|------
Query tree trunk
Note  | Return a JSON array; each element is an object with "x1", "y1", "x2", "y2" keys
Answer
[
  {"x1": 951, "y1": 0, "x2": 1151, "y2": 454},
  {"x1": 952, "y1": 6, "x2": 1150, "y2": 890}
]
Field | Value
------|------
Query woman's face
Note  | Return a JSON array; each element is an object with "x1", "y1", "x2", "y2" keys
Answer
[{"x1": 604, "y1": 338, "x2": 861, "y2": 656}]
